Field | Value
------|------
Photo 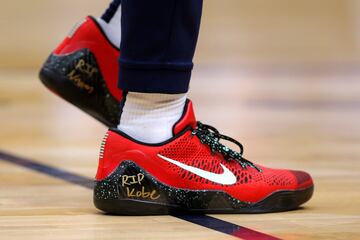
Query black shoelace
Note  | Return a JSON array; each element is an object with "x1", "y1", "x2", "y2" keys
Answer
[{"x1": 192, "y1": 121, "x2": 262, "y2": 172}]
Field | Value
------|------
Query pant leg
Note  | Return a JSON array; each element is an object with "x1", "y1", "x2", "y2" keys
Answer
[
  {"x1": 102, "y1": 0, "x2": 122, "y2": 23},
  {"x1": 119, "y1": 0, "x2": 203, "y2": 94}
]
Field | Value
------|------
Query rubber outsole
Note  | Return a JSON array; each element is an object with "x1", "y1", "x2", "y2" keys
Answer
[{"x1": 94, "y1": 186, "x2": 313, "y2": 215}]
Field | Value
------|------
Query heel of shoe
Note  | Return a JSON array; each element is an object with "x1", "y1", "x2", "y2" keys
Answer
[{"x1": 38, "y1": 50, "x2": 119, "y2": 127}]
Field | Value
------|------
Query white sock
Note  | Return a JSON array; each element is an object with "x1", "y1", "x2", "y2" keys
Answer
[
  {"x1": 118, "y1": 93, "x2": 187, "y2": 144},
  {"x1": 96, "y1": 5, "x2": 121, "y2": 49}
]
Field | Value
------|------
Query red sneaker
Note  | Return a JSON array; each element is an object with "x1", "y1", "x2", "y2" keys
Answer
[
  {"x1": 94, "y1": 100, "x2": 314, "y2": 215},
  {"x1": 39, "y1": 16, "x2": 121, "y2": 127}
]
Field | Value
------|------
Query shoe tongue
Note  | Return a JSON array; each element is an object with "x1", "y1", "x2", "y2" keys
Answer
[{"x1": 173, "y1": 100, "x2": 197, "y2": 135}]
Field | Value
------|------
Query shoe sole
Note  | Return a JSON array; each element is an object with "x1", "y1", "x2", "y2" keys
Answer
[
  {"x1": 39, "y1": 50, "x2": 119, "y2": 128},
  {"x1": 94, "y1": 161, "x2": 314, "y2": 215}
]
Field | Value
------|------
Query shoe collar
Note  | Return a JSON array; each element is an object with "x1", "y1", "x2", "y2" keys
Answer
[
  {"x1": 172, "y1": 99, "x2": 197, "y2": 135},
  {"x1": 110, "y1": 99, "x2": 197, "y2": 147}
]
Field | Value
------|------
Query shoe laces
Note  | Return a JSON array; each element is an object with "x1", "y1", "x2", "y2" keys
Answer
[{"x1": 192, "y1": 121, "x2": 262, "y2": 172}]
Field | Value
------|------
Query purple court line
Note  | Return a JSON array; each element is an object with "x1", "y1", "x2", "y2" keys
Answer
[{"x1": 0, "y1": 150, "x2": 281, "y2": 240}]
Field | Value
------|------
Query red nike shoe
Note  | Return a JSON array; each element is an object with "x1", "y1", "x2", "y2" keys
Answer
[
  {"x1": 39, "y1": 16, "x2": 121, "y2": 127},
  {"x1": 94, "y1": 100, "x2": 314, "y2": 215}
]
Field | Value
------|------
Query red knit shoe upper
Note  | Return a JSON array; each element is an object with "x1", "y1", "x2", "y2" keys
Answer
[{"x1": 96, "y1": 100, "x2": 313, "y2": 203}]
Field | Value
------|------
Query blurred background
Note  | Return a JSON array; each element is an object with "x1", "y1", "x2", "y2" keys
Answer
[{"x1": 1, "y1": 0, "x2": 360, "y2": 68}]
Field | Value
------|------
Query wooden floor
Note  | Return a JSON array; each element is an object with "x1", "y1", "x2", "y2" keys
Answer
[{"x1": 0, "y1": 66, "x2": 359, "y2": 239}]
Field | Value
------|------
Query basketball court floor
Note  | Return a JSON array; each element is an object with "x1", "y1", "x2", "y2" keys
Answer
[{"x1": 0, "y1": 64, "x2": 359, "y2": 239}]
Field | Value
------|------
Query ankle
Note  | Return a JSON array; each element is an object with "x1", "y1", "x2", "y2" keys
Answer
[{"x1": 118, "y1": 92, "x2": 187, "y2": 143}]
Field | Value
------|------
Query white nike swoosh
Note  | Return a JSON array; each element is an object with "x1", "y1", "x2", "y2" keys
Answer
[{"x1": 157, "y1": 154, "x2": 237, "y2": 185}]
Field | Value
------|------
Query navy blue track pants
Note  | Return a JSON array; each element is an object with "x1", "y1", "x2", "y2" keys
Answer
[{"x1": 118, "y1": 0, "x2": 203, "y2": 94}]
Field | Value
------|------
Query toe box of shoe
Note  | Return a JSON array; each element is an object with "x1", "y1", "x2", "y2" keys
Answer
[{"x1": 291, "y1": 170, "x2": 314, "y2": 189}]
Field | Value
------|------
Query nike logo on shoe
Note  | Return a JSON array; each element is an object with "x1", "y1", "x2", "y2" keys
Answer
[{"x1": 157, "y1": 154, "x2": 237, "y2": 185}]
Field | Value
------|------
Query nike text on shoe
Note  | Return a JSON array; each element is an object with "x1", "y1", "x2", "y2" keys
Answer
[
  {"x1": 94, "y1": 100, "x2": 314, "y2": 215},
  {"x1": 39, "y1": 16, "x2": 121, "y2": 127}
]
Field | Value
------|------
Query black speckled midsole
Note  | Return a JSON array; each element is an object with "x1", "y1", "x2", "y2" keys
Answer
[
  {"x1": 94, "y1": 161, "x2": 314, "y2": 215},
  {"x1": 39, "y1": 49, "x2": 120, "y2": 128}
]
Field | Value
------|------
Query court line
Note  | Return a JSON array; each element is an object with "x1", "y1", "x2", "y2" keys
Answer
[{"x1": 0, "y1": 150, "x2": 281, "y2": 240}]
